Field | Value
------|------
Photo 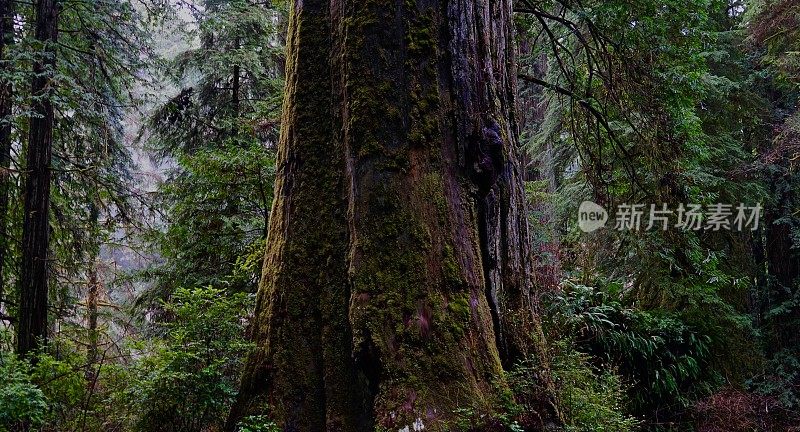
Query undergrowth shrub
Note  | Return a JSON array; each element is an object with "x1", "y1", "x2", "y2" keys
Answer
[
  {"x1": 236, "y1": 415, "x2": 280, "y2": 432},
  {"x1": 546, "y1": 282, "x2": 719, "y2": 425},
  {"x1": 750, "y1": 347, "x2": 800, "y2": 410},
  {"x1": 31, "y1": 348, "x2": 91, "y2": 431},
  {"x1": 1, "y1": 331, "x2": 133, "y2": 432},
  {"x1": 508, "y1": 340, "x2": 639, "y2": 431},
  {"x1": 0, "y1": 352, "x2": 47, "y2": 431},
  {"x1": 126, "y1": 286, "x2": 253, "y2": 432}
]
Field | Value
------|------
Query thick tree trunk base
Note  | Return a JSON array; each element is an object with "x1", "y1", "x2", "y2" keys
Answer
[{"x1": 228, "y1": 1, "x2": 557, "y2": 430}]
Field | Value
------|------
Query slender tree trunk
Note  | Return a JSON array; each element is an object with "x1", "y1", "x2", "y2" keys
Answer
[
  {"x1": 228, "y1": 1, "x2": 554, "y2": 430},
  {"x1": 0, "y1": 0, "x2": 14, "y2": 307},
  {"x1": 17, "y1": 0, "x2": 57, "y2": 357},
  {"x1": 86, "y1": 204, "x2": 99, "y2": 381},
  {"x1": 86, "y1": 261, "x2": 99, "y2": 378}
]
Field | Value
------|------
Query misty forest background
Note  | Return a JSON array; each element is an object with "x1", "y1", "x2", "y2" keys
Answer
[{"x1": 0, "y1": 0, "x2": 799, "y2": 431}]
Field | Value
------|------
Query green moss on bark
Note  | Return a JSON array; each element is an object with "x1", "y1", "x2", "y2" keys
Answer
[{"x1": 230, "y1": 0, "x2": 558, "y2": 430}]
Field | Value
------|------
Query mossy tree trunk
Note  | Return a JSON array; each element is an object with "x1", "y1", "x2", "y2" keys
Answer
[{"x1": 228, "y1": 0, "x2": 553, "y2": 430}]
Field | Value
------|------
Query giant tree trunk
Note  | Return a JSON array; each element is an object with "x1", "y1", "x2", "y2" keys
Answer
[
  {"x1": 17, "y1": 0, "x2": 57, "y2": 357},
  {"x1": 0, "y1": 0, "x2": 14, "y2": 306},
  {"x1": 228, "y1": 1, "x2": 553, "y2": 430}
]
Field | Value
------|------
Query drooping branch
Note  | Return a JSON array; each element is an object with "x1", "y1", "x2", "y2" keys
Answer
[{"x1": 521, "y1": 1, "x2": 660, "y2": 199}]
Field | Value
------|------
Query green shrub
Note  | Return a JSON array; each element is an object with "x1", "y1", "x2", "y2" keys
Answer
[
  {"x1": 508, "y1": 341, "x2": 640, "y2": 432},
  {"x1": 31, "y1": 349, "x2": 90, "y2": 430},
  {"x1": 236, "y1": 415, "x2": 280, "y2": 432},
  {"x1": 2, "y1": 335, "x2": 126, "y2": 432},
  {"x1": 750, "y1": 348, "x2": 800, "y2": 410},
  {"x1": 546, "y1": 282, "x2": 718, "y2": 424},
  {"x1": 126, "y1": 286, "x2": 253, "y2": 432},
  {"x1": 0, "y1": 353, "x2": 47, "y2": 431}
]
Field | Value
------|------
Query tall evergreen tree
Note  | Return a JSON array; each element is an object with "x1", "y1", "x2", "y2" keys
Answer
[
  {"x1": 746, "y1": 0, "x2": 800, "y2": 408},
  {"x1": 144, "y1": 0, "x2": 284, "y2": 299},
  {"x1": 11, "y1": 0, "x2": 155, "y2": 359},
  {"x1": 0, "y1": 0, "x2": 14, "y2": 309},
  {"x1": 17, "y1": 0, "x2": 57, "y2": 357}
]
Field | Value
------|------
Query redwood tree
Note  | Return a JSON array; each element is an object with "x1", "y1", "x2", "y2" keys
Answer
[
  {"x1": 17, "y1": 0, "x2": 57, "y2": 357},
  {"x1": 228, "y1": 0, "x2": 553, "y2": 429},
  {"x1": 0, "y1": 0, "x2": 14, "y2": 307}
]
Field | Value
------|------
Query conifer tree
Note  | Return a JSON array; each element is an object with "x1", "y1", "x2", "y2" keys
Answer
[{"x1": 145, "y1": 0, "x2": 285, "y2": 299}]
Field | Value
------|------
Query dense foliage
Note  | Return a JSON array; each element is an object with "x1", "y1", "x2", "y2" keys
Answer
[
  {"x1": 141, "y1": 0, "x2": 285, "y2": 302},
  {"x1": 517, "y1": 0, "x2": 800, "y2": 429},
  {"x1": 126, "y1": 287, "x2": 253, "y2": 432},
  {"x1": 0, "y1": 0, "x2": 797, "y2": 430}
]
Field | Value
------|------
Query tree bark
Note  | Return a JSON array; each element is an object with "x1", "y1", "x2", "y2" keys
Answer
[
  {"x1": 86, "y1": 203, "x2": 100, "y2": 382},
  {"x1": 86, "y1": 260, "x2": 99, "y2": 379},
  {"x1": 17, "y1": 0, "x2": 57, "y2": 358},
  {"x1": 228, "y1": 1, "x2": 553, "y2": 430},
  {"x1": 0, "y1": 0, "x2": 14, "y2": 308}
]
